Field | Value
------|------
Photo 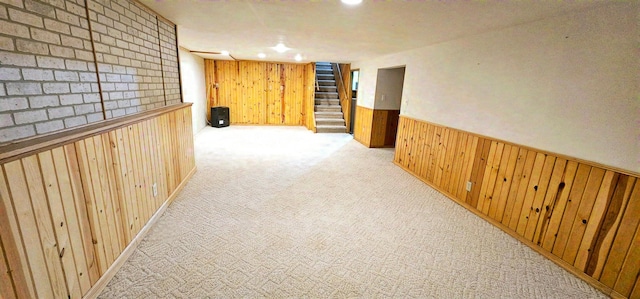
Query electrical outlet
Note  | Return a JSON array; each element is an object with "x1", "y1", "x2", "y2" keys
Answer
[
  {"x1": 466, "y1": 181, "x2": 472, "y2": 192},
  {"x1": 152, "y1": 183, "x2": 157, "y2": 197}
]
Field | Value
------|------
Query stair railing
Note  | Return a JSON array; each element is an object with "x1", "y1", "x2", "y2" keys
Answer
[{"x1": 332, "y1": 63, "x2": 349, "y2": 101}]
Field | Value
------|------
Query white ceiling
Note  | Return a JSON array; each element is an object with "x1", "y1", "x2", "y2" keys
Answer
[{"x1": 141, "y1": 0, "x2": 608, "y2": 63}]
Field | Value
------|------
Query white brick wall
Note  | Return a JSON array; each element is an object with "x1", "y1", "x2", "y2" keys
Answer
[{"x1": 0, "y1": 0, "x2": 181, "y2": 143}]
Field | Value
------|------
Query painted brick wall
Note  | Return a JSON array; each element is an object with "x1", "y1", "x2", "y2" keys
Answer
[{"x1": 0, "y1": 0, "x2": 181, "y2": 143}]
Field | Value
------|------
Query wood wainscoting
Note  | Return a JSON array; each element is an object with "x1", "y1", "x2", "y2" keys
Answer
[
  {"x1": 205, "y1": 60, "x2": 315, "y2": 130},
  {"x1": 394, "y1": 116, "x2": 640, "y2": 298},
  {"x1": 354, "y1": 106, "x2": 400, "y2": 148},
  {"x1": 0, "y1": 104, "x2": 196, "y2": 299}
]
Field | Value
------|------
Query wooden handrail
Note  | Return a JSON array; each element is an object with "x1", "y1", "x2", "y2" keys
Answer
[
  {"x1": 0, "y1": 103, "x2": 192, "y2": 164},
  {"x1": 315, "y1": 67, "x2": 320, "y2": 91},
  {"x1": 332, "y1": 63, "x2": 349, "y2": 100}
]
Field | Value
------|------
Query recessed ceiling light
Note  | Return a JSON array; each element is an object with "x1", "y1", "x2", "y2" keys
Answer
[
  {"x1": 221, "y1": 51, "x2": 229, "y2": 56},
  {"x1": 294, "y1": 54, "x2": 302, "y2": 62},
  {"x1": 341, "y1": 0, "x2": 362, "y2": 5},
  {"x1": 258, "y1": 53, "x2": 266, "y2": 59},
  {"x1": 272, "y1": 43, "x2": 290, "y2": 53}
]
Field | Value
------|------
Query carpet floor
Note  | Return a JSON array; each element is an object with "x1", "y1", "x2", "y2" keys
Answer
[{"x1": 99, "y1": 126, "x2": 606, "y2": 298}]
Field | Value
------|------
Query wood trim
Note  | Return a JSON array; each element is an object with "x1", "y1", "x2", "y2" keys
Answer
[
  {"x1": 399, "y1": 115, "x2": 639, "y2": 178},
  {"x1": 0, "y1": 104, "x2": 192, "y2": 165},
  {"x1": 82, "y1": 167, "x2": 196, "y2": 299}
]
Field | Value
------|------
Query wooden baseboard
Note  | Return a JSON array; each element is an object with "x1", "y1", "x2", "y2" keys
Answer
[
  {"x1": 83, "y1": 166, "x2": 197, "y2": 299},
  {"x1": 393, "y1": 160, "x2": 624, "y2": 298}
]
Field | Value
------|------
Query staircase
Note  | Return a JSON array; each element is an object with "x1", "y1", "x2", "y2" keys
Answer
[{"x1": 314, "y1": 62, "x2": 346, "y2": 133}]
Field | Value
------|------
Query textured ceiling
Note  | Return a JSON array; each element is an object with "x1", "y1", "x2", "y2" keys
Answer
[{"x1": 141, "y1": 0, "x2": 608, "y2": 63}]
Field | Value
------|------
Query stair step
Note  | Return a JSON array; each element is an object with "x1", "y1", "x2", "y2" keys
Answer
[
  {"x1": 316, "y1": 118, "x2": 345, "y2": 126},
  {"x1": 315, "y1": 99, "x2": 340, "y2": 105},
  {"x1": 314, "y1": 111, "x2": 343, "y2": 119},
  {"x1": 315, "y1": 92, "x2": 338, "y2": 99},
  {"x1": 316, "y1": 69, "x2": 333, "y2": 74},
  {"x1": 317, "y1": 86, "x2": 337, "y2": 92},
  {"x1": 317, "y1": 74, "x2": 334, "y2": 80},
  {"x1": 315, "y1": 105, "x2": 342, "y2": 112},
  {"x1": 317, "y1": 80, "x2": 336, "y2": 86},
  {"x1": 316, "y1": 125, "x2": 347, "y2": 133}
]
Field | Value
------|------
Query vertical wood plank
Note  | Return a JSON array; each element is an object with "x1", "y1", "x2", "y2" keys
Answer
[
  {"x1": 38, "y1": 151, "x2": 82, "y2": 299},
  {"x1": 574, "y1": 171, "x2": 618, "y2": 270},
  {"x1": 487, "y1": 144, "x2": 511, "y2": 219},
  {"x1": 21, "y1": 155, "x2": 69, "y2": 298},
  {"x1": 600, "y1": 179, "x2": 640, "y2": 287},
  {"x1": 552, "y1": 163, "x2": 593, "y2": 257},
  {"x1": 493, "y1": 145, "x2": 519, "y2": 222},
  {"x1": 540, "y1": 161, "x2": 579, "y2": 251},
  {"x1": 75, "y1": 140, "x2": 109, "y2": 275},
  {"x1": 0, "y1": 237, "x2": 16, "y2": 299},
  {"x1": 479, "y1": 142, "x2": 503, "y2": 215},
  {"x1": 449, "y1": 132, "x2": 467, "y2": 197},
  {"x1": 426, "y1": 126, "x2": 442, "y2": 183},
  {"x1": 441, "y1": 130, "x2": 458, "y2": 192},
  {"x1": 515, "y1": 153, "x2": 547, "y2": 236},
  {"x1": 500, "y1": 148, "x2": 528, "y2": 225},
  {"x1": 561, "y1": 167, "x2": 606, "y2": 265},
  {"x1": 65, "y1": 144, "x2": 100, "y2": 284},
  {"x1": 531, "y1": 158, "x2": 568, "y2": 245},
  {"x1": 588, "y1": 176, "x2": 637, "y2": 279},
  {"x1": 90, "y1": 135, "x2": 119, "y2": 266},
  {"x1": 51, "y1": 147, "x2": 92, "y2": 295},
  {"x1": 413, "y1": 121, "x2": 427, "y2": 178},
  {"x1": 419, "y1": 124, "x2": 435, "y2": 179},
  {"x1": 467, "y1": 138, "x2": 490, "y2": 206},
  {"x1": 613, "y1": 222, "x2": 640, "y2": 297},
  {"x1": 123, "y1": 126, "x2": 142, "y2": 235},
  {"x1": 458, "y1": 136, "x2": 478, "y2": 200},
  {"x1": 99, "y1": 134, "x2": 125, "y2": 258},
  {"x1": 507, "y1": 150, "x2": 537, "y2": 231},
  {"x1": 0, "y1": 166, "x2": 34, "y2": 298},
  {"x1": 114, "y1": 129, "x2": 133, "y2": 243},
  {"x1": 523, "y1": 155, "x2": 558, "y2": 241}
]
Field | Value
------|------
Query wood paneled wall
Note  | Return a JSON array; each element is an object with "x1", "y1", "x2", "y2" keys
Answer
[
  {"x1": 354, "y1": 106, "x2": 374, "y2": 147},
  {"x1": 204, "y1": 60, "x2": 315, "y2": 128},
  {"x1": 354, "y1": 106, "x2": 400, "y2": 148},
  {"x1": 0, "y1": 104, "x2": 195, "y2": 298},
  {"x1": 304, "y1": 63, "x2": 316, "y2": 131},
  {"x1": 394, "y1": 116, "x2": 640, "y2": 298}
]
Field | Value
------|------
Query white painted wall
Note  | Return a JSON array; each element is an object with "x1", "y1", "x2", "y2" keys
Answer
[
  {"x1": 179, "y1": 48, "x2": 208, "y2": 135},
  {"x1": 353, "y1": 3, "x2": 639, "y2": 172},
  {"x1": 374, "y1": 67, "x2": 405, "y2": 110}
]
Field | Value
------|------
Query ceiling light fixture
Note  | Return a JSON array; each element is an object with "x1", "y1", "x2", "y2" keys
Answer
[
  {"x1": 258, "y1": 53, "x2": 266, "y2": 59},
  {"x1": 341, "y1": 0, "x2": 362, "y2": 5},
  {"x1": 221, "y1": 51, "x2": 229, "y2": 56},
  {"x1": 272, "y1": 43, "x2": 290, "y2": 53},
  {"x1": 294, "y1": 54, "x2": 302, "y2": 62}
]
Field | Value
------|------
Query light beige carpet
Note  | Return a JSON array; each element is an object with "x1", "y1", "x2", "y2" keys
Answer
[{"x1": 99, "y1": 126, "x2": 606, "y2": 298}]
